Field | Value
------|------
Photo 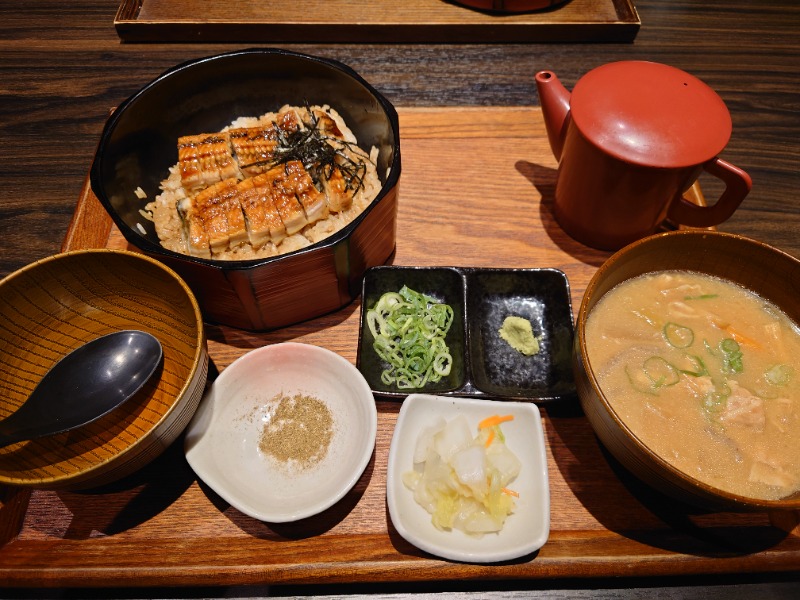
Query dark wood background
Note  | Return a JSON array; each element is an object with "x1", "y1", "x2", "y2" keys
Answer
[{"x1": 1, "y1": 0, "x2": 799, "y2": 597}]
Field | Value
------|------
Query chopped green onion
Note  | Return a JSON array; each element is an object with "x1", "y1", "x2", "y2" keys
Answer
[
  {"x1": 684, "y1": 294, "x2": 719, "y2": 301},
  {"x1": 367, "y1": 285, "x2": 454, "y2": 389},
  {"x1": 663, "y1": 322, "x2": 694, "y2": 348},
  {"x1": 678, "y1": 354, "x2": 708, "y2": 377},
  {"x1": 719, "y1": 338, "x2": 743, "y2": 374},
  {"x1": 643, "y1": 356, "x2": 680, "y2": 388},
  {"x1": 625, "y1": 356, "x2": 680, "y2": 395},
  {"x1": 765, "y1": 364, "x2": 793, "y2": 386},
  {"x1": 625, "y1": 365, "x2": 659, "y2": 396},
  {"x1": 701, "y1": 379, "x2": 731, "y2": 417},
  {"x1": 702, "y1": 392, "x2": 728, "y2": 415}
]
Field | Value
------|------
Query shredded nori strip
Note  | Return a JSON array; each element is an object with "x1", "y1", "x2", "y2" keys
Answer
[{"x1": 240, "y1": 107, "x2": 368, "y2": 194}]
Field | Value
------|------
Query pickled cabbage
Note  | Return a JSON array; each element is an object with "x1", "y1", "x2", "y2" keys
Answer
[{"x1": 402, "y1": 415, "x2": 521, "y2": 536}]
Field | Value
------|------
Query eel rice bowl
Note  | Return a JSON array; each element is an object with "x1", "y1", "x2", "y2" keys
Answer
[{"x1": 143, "y1": 104, "x2": 381, "y2": 261}]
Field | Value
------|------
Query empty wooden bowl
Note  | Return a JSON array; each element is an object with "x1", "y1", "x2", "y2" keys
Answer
[
  {"x1": 574, "y1": 230, "x2": 800, "y2": 511},
  {"x1": 0, "y1": 249, "x2": 207, "y2": 490}
]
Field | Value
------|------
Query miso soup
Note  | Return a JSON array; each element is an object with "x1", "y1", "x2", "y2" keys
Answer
[{"x1": 586, "y1": 270, "x2": 800, "y2": 501}]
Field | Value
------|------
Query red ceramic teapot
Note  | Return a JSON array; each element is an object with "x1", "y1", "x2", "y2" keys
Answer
[{"x1": 535, "y1": 61, "x2": 752, "y2": 250}]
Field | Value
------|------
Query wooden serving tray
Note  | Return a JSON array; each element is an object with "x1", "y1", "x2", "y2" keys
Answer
[
  {"x1": 114, "y1": 0, "x2": 640, "y2": 43},
  {"x1": 1, "y1": 107, "x2": 798, "y2": 588}
]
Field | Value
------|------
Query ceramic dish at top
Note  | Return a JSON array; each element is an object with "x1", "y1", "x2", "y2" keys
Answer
[
  {"x1": 356, "y1": 266, "x2": 576, "y2": 402},
  {"x1": 452, "y1": 0, "x2": 570, "y2": 13},
  {"x1": 184, "y1": 342, "x2": 377, "y2": 522},
  {"x1": 387, "y1": 393, "x2": 550, "y2": 563}
]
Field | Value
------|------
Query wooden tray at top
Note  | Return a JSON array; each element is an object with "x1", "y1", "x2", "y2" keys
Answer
[
  {"x1": 114, "y1": 0, "x2": 640, "y2": 43},
  {"x1": 1, "y1": 107, "x2": 799, "y2": 589}
]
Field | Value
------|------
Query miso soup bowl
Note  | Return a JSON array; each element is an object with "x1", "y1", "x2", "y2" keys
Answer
[
  {"x1": 90, "y1": 48, "x2": 400, "y2": 331},
  {"x1": 575, "y1": 230, "x2": 800, "y2": 512}
]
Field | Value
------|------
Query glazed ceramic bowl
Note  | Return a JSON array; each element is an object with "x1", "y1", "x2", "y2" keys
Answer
[
  {"x1": 90, "y1": 48, "x2": 400, "y2": 331},
  {"x1": 0, "y1": 250, "x2": 208, "y2": 490},
  {"x1": 575, "y1": 230, "x2": 800, "y2": 511},
  {"x1": 185, "y1": 342, "x2": 377, "y2": 522},
  {"x1": 452, "y1": 0, "x2": 569, "y2": 13}
]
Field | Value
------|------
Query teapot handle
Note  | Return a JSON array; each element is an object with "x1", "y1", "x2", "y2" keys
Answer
[{"x1": 667, "y1": 158, "x2": 752, "y2": 228}]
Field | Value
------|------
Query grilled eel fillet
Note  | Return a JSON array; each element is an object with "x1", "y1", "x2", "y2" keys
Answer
[{"x1": 175, "y1": 107, "x2": 366, "y2": 258}]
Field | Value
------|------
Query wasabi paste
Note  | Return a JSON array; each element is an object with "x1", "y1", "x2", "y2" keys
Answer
[{"x1": 499, "y1": 316, "x2": 540, "y2": 356}]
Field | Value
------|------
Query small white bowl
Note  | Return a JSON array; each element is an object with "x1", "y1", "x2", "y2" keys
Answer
[
  {"x1": 184, "y1": 342, "x2": 377, "y2": 522},
  {"x1": 387, "y1": 394, "x2": 550, "y2": 563}
]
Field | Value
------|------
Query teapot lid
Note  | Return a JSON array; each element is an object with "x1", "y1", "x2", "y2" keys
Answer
[{"x1": 571, "y1": 61, "x2": 732, "y2": 168}]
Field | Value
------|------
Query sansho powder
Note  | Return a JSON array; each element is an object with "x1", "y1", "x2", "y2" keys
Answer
[{"x1": 259, "y1": 392, "x2": 335, "y2": 470}]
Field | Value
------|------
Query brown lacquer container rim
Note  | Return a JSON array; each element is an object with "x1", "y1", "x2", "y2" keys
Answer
[{"x1": 576, "y1": 229, "x2": 800, "y2": 511}]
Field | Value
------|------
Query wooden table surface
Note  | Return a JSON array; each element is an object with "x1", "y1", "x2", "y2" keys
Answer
[{"x1": 2, "y1": 0, "x2": 800, "y2": 598}]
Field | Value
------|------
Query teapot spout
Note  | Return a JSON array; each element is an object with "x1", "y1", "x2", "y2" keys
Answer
[{"x1": 535, "y1": 70, "x2": 571, "y2": 161}]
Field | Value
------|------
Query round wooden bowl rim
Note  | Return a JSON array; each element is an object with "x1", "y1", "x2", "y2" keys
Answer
[{"x1": 0, "y1": 249, "x2": 206, "y2": 488}]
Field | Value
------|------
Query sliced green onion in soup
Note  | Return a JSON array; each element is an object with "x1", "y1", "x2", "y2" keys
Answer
[
  {"x1": 700, "y1": 379, "x2": 731, "y2": 417},
  {"x1": 683, "y1": 294, "x2": 719, "y2": 301},
  {"x1": 625, "y1": 356, "x2": 680, "y2": 394},
  {"x1": 663, "y1": 322, "x2": 694, "y2": 348},
  {"x1": 677, "y1": 354, "x2": 708, "y2": 377},
  {"x1": 624, "y1": 365, "x2": 659, "y2": 396},
  {"x1": 643, "y1": 356, "x2": 680, "y2": 388},
  {"x1": 720, "y1": 338, "x2": 744, "y2": 374},
  {"x1": 702, "y1": 391, "x2": 728, "y2": 415},
  {"x1": 765, "y1": 364, "x2": 793, "y2": 386}
]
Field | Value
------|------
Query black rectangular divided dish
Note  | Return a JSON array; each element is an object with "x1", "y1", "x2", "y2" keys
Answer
[{"x1": 357, "y1": 266, "x2": 576, "y2": 403}]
